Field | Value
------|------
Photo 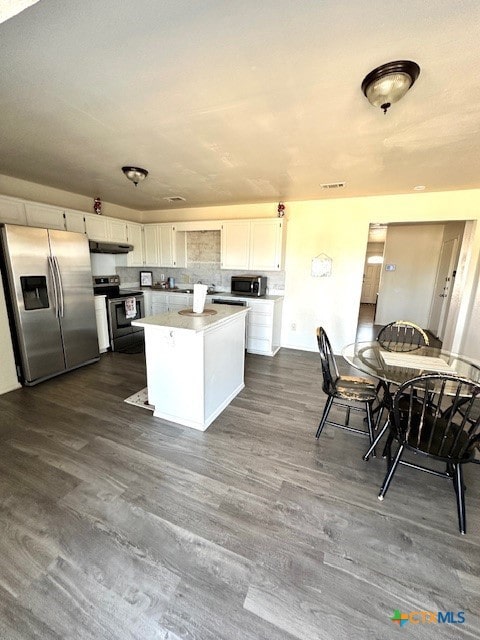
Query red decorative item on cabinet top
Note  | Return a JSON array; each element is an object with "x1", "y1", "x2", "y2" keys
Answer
[
  {"x1": 93, "y1": 197, "x2": 102, "y2": 215},
  {"x1": 277, "y1": 202, "x2": 285, "y2": 217}
]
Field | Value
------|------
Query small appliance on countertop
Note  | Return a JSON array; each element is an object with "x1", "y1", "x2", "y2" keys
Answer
[
  {"x1": 92, "y1": 275, "x2": 144, "y2": 352},
  {"x1": 231, "y1": 275, "x2": 267, "y2": 297}
]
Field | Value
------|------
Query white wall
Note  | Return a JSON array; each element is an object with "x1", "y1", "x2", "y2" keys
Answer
[
  {"x1": 376, "y1": 224, "x2": 444, "y2": 327},
  {"x1": 2, "y1": 180, "x2": 480, "y2": 363},
  {"x1": 140, "y1": 189, "x2": 480, "y2": 355},
  {"x1": 0, "y1": 278, "x2": 21, "y2": 394}
]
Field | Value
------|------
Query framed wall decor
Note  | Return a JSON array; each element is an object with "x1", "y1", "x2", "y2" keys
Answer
[{"x1": 140, "y1": 270, "x2": 153, "y2": 287}]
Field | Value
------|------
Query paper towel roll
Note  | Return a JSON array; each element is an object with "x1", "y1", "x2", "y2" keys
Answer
[{"x1": 193, "y1": 284, "x2": 208, "y2": 313}]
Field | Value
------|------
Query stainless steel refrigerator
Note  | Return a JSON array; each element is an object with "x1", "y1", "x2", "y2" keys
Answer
[{"x1": 1, "y1": 224, "x2": 99, "y2": 385}]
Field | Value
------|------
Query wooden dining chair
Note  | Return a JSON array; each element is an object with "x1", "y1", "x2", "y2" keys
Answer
[
  {"x1": 377, "y1": 320, "x2": 429, "y2": 352},
  {"x1": 315, "y1": 327, "x2": 377, "y2": 445},
  {"x1": 371, "y1": 320, "x2": 430, "y2": 432},
  {"x1": 376, "y1": 373, "x2": 480, "y2": 534}
]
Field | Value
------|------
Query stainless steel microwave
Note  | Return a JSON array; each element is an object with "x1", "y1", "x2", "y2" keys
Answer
[{"x1": 231, "y1": 275, "x2": 267, "y2": 297}]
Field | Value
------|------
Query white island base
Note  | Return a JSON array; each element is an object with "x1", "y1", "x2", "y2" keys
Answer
[{"x1": 133, "y1": 306, "x2": 249, "y2": 430}]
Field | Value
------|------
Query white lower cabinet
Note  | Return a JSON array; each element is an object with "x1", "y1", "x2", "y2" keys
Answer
[
  {"x1": 151, "y1": 292, "x2": 169, "y2": 315},
  {"x1": 246, "y1": 298, "x2": 283, "y2": 356},
  {"x1": 94, "y1": 295, "x2": 110, "y2": 352},
  {"x1": 150, "y1": 291, "x2": 202, "y2": 314},
  {"x1": 167, "y1": 293, "x2": 192, "y2": 312},
  {"x1": 210, "y1": 295, "x2": 283, "y2": 356},
  {"x1": 142, "y1": 290, "x2": 152, "y2": 317}
]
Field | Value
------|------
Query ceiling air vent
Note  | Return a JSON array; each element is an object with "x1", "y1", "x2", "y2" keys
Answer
[
  {"x1": 320, "y1": 181, "x2": 346, "y2": 190},
  {"x1": 163, "y1": 196, "x2": 186, "y2": 203}
]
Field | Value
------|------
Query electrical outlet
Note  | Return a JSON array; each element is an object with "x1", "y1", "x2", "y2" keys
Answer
[
  {"x1": 161, "y1": 273, "x2": 165, "y2": 281},
  {"x1": 291, "y1": 322, "x2": 296, "y2": 331}
]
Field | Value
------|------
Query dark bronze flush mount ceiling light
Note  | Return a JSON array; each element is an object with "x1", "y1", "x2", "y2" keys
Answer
[
  {"x1": 361, "y1": 60, "x2": 420, "y2": 114},
  {"x1": 122, "y1": 166, "x2": 149, "y2": 186}
]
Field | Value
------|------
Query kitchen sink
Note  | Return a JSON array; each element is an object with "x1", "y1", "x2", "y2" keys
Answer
[{"x1": 170, "y1": 288, "x2": 219, "y2": 294}]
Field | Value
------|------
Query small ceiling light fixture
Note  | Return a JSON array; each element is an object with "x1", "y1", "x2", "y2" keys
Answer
[
  {"x1": 122, "y1": 166, "x2": 148, "y2": 186},
  {"x1": 361, "y1": 60, "x2": 420, "y2": 114}
]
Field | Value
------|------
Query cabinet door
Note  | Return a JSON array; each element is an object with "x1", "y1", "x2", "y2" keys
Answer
[
  {"x1": 65, "y1": 211, "x2": 86, "y2": 234},
  {"x1": 127, "y1": 223, "x2": 144, "y2": 266},
  {"x1": 84, "y1": 214, "x2": 109, "y2": 240},
  {"x1": 144, "y1": 225, "x2": 159, "y2": 265},
  {"x1": 167, "y1": 294, "x2": 191, "y2": 312},
  {"x1": 246, "y1": 300, "x2": 275, "y2": 355},
  {"x1": 0, "y1": 197, "x2": 27, "y2": 225},
  {"x1": 221, "y1": 221, "x2": 250, "y2": 269},
  {"x1": 158, "y1": 224, "x2": 173, "y2": 267},
  {"x1": 108, "y1": 219, "x2": 128, "y2": 242},
  {"x1": 151, "y1": 292, "x2": 168, "y2": 315},
  {"x1": 142, "y1": 290, "x2": 152, "y2": 316},
  {"x1": 94, "y1": 296, "x2": 110, "y2": 352},
  {"x1": 25, "y1": 203, "x2": 65, "y2": 230},
  {"x1": 249, "y1": 219, "x2": 283, "y2": 271}
]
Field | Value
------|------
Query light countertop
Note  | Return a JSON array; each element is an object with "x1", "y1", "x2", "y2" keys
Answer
[{"x1": 132, "y1": 304, "x2": 249, "y2": 333}]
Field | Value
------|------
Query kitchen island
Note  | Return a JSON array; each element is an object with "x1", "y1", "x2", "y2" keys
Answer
[{"x1": 132, "y1": 304, "x2": 249, "y2": 430}]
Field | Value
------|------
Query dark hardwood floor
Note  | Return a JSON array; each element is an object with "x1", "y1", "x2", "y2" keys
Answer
[{"x1": 0, "y1": 348, "x2": 478, "y2": 639}]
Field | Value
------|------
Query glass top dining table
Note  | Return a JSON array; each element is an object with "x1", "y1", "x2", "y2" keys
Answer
[{"x1": 342, "y1": 341, "x2": 480, "y2": 387}]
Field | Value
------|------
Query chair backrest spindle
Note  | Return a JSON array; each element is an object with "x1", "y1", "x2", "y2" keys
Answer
[
  {"x1": 392, "y1": 374, "x2": 480, "y2": 462},
  {"x1": 377, "y1": 320, "x2": 429, "y2": 352}
]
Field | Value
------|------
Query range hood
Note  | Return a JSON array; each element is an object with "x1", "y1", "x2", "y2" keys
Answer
[{"x1": 88, "y1": 240, "x2": 133, "y2": 254}]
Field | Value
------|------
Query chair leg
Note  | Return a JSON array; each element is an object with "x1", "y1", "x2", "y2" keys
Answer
[
  {"x1": 316, "y1": 395, "x2": 334, "y2": 439},
  {"x1": 453, "y1": 464, "x2": 467, "y2": 535},
  {"x1": 363, "y1": 417, "x2": 389, "y2": 461},
  {"x1": 365, "y1": 401, "x2": 375, "y2": 452},
  {"x1": 378, "y1": 444, "x2": 404, "y2": 501},
  {"x1": 382, "y1": 432, "x2": 394, "y2": 460}
]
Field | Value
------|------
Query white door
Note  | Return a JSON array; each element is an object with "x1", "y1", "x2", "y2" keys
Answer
[
  {"x1": 428, "y1": 237, "x2": 458, "y2": 339},
  {"x1": 361, "y1": 264, "x2": 381, "y2": 303}
]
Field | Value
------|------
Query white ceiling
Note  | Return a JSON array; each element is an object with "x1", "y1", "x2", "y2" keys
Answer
[{"x1": 1, "y1": 1, "x2": 479, "y2": 211}]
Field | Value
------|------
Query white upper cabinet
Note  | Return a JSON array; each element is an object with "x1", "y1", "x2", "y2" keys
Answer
[
  {"x1": 0, "y1": 196, "x2": 27, "y2": 225},
  {"x1": 144, "y1": 225, "x2": 158, "y2": 265},
  {"x1": 221, "y1": 219, "x2": 285, "y2": 271},
  {"x1": 221, "y1": 221, "x2": 251, "y2": 269},
  {"x1": 25, "y1": 203, "x2": 66, "y2": 230},
  {"x1": 250, "y1": 219, "x2": 285, "y2": 270},
  {"x1": 126, "y1": 222, "x2": 144, "y2": 266},
  {"x1": 159, "y1": 224, "x2": 174, "y2": 266},
  {"x1": 143, "y1": 224, "x2": 185, "y2": 267},
  {"x1": 108, "y1": 218, "x2": 128, "y2": 243},
  {"x1": 64, "y1": 210, "x2": 86, "y2": 234},
  {"x1": 84, "y1": 213, "x2": 109, "y2": 241}
]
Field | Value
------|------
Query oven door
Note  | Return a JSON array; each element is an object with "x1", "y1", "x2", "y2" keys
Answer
[{"x1": 107, "y1": 295, "x2": 145, "y2": 339}]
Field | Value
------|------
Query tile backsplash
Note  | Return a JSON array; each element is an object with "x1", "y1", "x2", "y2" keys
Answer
[
  {"x1": 116, "y1": 265, "x2": 285, "y2": 293},
  {"x1": 186, "y1": 231, "x2": 221, "y2": 264}
]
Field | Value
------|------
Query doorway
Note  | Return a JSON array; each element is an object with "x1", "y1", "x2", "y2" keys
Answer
[
  {"x1": 356, "y1": 226, "x2": 386, "y2": 340},
  {"x1": 356, "y1": 221, "x2": 466, "y2": 347},
  {"x1": 428, "y1": 237, "x2": 458, "y2": 340}
]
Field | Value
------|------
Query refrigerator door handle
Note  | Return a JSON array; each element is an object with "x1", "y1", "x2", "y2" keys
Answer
[
  {"x1": 53, "y1": 256, "x2": 64, "y2": 318},
  {"x1": 48, "y1": 256, "x2": 60, "y2": 318}
]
